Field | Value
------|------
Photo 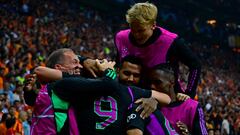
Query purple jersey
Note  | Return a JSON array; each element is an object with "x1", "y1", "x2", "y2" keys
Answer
[
  {"x1": 31, "y1": 84, "x2": 79, "y2": 135},
  {"x1": 161, "y1": 99, "x2": 208, "y2": 134},
  {"x1": 127, "y1": 104, "x2": 179, "y2": 135},
  {"x1": 115, "y1": 27, "x2": 178, "y2": 68}
]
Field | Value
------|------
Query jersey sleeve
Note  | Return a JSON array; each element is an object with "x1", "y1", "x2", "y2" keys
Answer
[
  {"x1": 192, "y1": 104, "x2": 208, "y2": 135},
  {"x1": 23, "y1": 89, "x2": 37, "y2": 106},
  {"x1": 167, "y1": 37, "x2": 201, "y2": 98},
  {"x1": 126, "y1": 104, "x2": 146, "y2": 132},
  {"x1": 127, "y1": 105, "x2": 179, "y2": 135},
  {"x1": 129, "y1": 86, "x2": 152, "y2": 101},
  {"x1": 23, "y1": 82, "x2": 40, "y2": 106},
  {"x1": 53, "y1": 76, "x2": 118, "y2": 101}
]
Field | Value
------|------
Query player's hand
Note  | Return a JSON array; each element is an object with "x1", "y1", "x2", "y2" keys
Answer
[
  {"x1": 96, "y1": 59, "x2": 115, "y2": 72},
  {"x1": 177, "y1": 121, "x2": 189, "y2": 135},
  {"x1": 176, "y1": 93, "x2": 190, "y2": 101},
  {"x1": 83, "y1": 59, "x2": 99, "y2": 78},
  {"x1": 24, "y1": 74, "x2": 37, "y2": 91},
  {"x1": 135, "y1": 97, "x2": 158, "y2": 119}
]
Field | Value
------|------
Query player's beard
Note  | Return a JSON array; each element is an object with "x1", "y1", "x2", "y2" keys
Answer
[{"x1": 119, "y1": 79, "x2": 134, "y2": 86}]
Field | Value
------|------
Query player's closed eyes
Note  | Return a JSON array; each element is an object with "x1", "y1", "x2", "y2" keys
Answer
[
  {"x1": 73, "y1": 59, "x2": 79, "y2": 65},
  {"x1": 146, "y1": 79, "x2": 164, "y2": 90},
  {"x1": 133, "y1": 73, "x2": 140, "y2": 78},
  {"x1": 123, "y1": 71, "x2": 131, "y2": 76},
  {"x1": 123, "y1": 71, "x2": 140, "y2": 78},
  {"x1": 151, "y1": 79, "x2": 163, "y2": 85}
]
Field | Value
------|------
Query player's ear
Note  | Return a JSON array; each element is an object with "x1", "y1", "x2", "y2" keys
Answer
[
  {"x1": 116, "y1": 67, "x2": 120, "y2": 77},
  {"x1": 54, "y1": 64, "x2": 62, "y2": 70},
  {"x1": 169, "y1": 75, "x2": 175, "y2": 85},
  {"x1": 116, "y1": 67, "x2": 120, "y2": 73},
  {"x1": 152, "y1": 22, "x2": 156, "y2": 30}
]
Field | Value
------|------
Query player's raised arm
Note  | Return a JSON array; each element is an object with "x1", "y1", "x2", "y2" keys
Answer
[
  {"x1": 34, "y1": 66, "x2": 63, "y2": 83},
  {"x1": 134, "y1": 90, "x2": 171, "y2": 119},
  {"x1": 34, "y1": 59, "x2": 116, "y2": 83},
  {"x1": 145, "y1": 90, "x2": 171, "y2": 106}
]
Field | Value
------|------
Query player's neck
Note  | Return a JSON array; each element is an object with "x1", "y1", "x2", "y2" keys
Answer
[{"x1": 169, "y1": 89, "x2": 177, "y2": 102}]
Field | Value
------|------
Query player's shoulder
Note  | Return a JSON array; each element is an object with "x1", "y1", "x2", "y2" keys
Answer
[
  {"x1": 128, "y1": 85, "x2": 142, "y2": 91},
  {"x1": 184, "y1": 98, "x2": 199, "y2": 108},
  {"x1": 116, "y1": 29, "x2": 130, "y2": 37}
]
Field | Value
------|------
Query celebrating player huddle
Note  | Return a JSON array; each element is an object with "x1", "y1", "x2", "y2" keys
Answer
[{"x1": 23, "y1": 2, "x2": 207, "y2": 135}]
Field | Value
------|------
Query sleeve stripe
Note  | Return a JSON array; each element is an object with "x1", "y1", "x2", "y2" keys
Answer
[
  {"x1": 187, "y1": 69, "x2": 198, "y2": 92},
  {"x1": 127, "y1": 87, "x2": 134, "y2": 109},
  {"x1": 198, "y1": 107, "x2": 208, "y2": 135}
]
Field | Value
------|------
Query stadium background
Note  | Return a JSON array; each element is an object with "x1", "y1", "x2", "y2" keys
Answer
[{"x1": 0, "y1": 0, "x2": 239, "y2": 134}]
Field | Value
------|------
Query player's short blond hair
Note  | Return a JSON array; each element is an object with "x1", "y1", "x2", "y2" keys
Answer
[{"x1": 126, "y1": 2, "x2": 158, "y2": 25}]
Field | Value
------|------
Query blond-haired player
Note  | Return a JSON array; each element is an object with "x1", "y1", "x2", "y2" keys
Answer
[{"x1": 115, "y1": 2, "x2": 201, "y2": 99}]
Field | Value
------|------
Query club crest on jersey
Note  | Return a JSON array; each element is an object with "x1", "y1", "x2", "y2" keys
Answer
[
  {"x1": 127, "y1": 113, "x2": 136, "y2": 123},
  {"x1": 122, "y1": 47, "x2": 129, "y2": 57}
]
